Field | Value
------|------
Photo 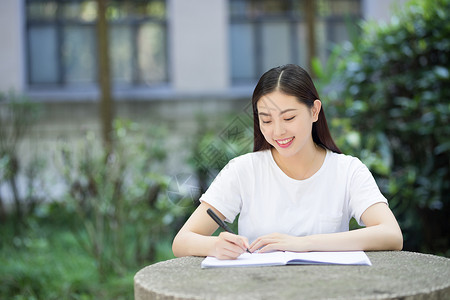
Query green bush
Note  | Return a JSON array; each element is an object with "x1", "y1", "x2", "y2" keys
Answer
[
  {"x1": 185, "y1": 112, "x2": 253, "y2": 232},
  {"x1": 57, "y1": 119, "x2": 185, "y2": 278},
  {"x1": 0, "y1": 91, "x2": 43, "y2": 228},
  {"x1": 188, "y1": 112, "x2": 253, "y2": 195},
  {"x1": 317, "y1": 0, "x2": 449, "y2": 254}
]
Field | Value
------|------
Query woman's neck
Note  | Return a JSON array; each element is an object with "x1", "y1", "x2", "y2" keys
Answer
[{"x1": 271, "y1": 141, "x2": 326, "y2": 180}]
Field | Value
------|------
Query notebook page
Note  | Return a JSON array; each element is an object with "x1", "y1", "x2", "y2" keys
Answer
[
  {"x1": 201, "y1": 251, "x2": 289, "y2": 268},
  {"x1": 284, "y1": 251, "x2": 372, "y2": 266}
]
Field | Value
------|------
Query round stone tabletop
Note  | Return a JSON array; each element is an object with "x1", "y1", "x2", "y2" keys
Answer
[{"x1": 134, "y1": 251, "x2": 450, "y2": 300}]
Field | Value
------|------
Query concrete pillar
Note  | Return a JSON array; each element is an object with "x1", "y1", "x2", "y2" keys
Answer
[
  {"x1": 0, "y1": 0, "x2": 25, "y2": 92},
  {"x1": 362, "y1": 0, "x2": 409, "y2": 23},
  {"x1": 169, "y1": 0, "x2": 229, "y2": 93}
]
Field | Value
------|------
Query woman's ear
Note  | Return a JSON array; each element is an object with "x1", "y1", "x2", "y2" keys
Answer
[{"x1": 312, "y1": 100, "x2": 322, "y2": 122}]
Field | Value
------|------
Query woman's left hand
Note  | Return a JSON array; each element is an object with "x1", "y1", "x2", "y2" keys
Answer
[{"x1": 249, "y1": 233, "x2": 306, "y2": 253}]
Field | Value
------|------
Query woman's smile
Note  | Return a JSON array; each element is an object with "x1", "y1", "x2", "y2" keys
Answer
[{"x1": 275, "y1": 137, "x2": 295, "y2": 148}]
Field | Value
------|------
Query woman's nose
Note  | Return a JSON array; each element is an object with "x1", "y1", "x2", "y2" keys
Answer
[{"x1": 273, "y1": 120, "x2": 286, "y2": 136}]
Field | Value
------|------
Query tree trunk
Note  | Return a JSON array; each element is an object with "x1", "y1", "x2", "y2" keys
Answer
[
  {"x1": 305, "y1": 0, "x2": 316, "y2": 76},
  {"x1": 97, "y1": 0, "x2": 114, "y2": 152}
]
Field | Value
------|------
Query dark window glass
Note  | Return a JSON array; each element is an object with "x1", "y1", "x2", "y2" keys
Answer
[
  {"x1": 229, "y1": 0, "x2": 361, "y2": 83},
  {"x1": 26, "y1": 0, "x2": 167, "y2": 87}
]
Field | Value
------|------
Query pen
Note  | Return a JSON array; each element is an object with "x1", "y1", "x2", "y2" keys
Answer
[{"x1": 206, "y1": 208, "x2": 251, "y2": 254}]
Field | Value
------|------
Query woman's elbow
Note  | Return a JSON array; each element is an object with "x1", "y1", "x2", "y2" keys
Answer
[
  {"x1": 389, "y1": 226, "x2": 403, "y2": 251},
  {"x1": 393, "y1": 232, "x2": 403, "y2": 251},
  {"x1": 172, "y1": 234, "x2": 184, "y2": 258}
]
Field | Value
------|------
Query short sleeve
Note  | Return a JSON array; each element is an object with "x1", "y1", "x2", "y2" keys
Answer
[
  {"x1": 199, "y1": 160, "x2": 242, "y2": 223},
  {"x1": 348, "y1": 160, "x2": 388, "y2": 226}
]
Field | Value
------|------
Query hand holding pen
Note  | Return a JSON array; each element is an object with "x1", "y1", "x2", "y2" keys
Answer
[{"x1": 206, "y1": 208, "x2": 251, "y2": 256}]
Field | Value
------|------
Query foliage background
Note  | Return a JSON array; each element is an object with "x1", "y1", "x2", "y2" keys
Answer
[
  {"x1": 314, "y1": 0, "x2": 449, "y2": 255},
  {"x1": 0, "y1": 0, "x2": 449, "y2": 298}
]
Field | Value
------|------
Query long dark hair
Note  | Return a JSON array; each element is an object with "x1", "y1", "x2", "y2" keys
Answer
[{"x1": 252, "y1": 64, "x2": 341, "y2": 154}]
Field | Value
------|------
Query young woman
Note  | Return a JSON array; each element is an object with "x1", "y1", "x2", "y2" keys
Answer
[{"x1": 172, "y1": 64, "x2": 403, "y2": 259}]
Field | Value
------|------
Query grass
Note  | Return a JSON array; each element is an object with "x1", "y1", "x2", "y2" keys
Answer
[{"x1": 0, "y1": 207, "x2": 176, "y2": 300}]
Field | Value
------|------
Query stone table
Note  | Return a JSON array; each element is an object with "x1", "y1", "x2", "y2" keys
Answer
[{"x1": 134, "y1": 251, "x2": 450, "y2": 300}]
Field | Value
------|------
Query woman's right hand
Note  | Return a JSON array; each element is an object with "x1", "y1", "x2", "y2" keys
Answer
[
  {"x1": 172, "y1": 202, "x2": 251, "y2": 258},
  {"x1": 213, "y1": 232, "x2": 250, "y2": 260}
]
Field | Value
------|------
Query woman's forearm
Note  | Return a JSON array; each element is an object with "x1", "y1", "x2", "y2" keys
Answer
[
  {"x1": 303, "y1": 224, "x2": 403, "y2": 252},
  {"x1": 302, "y1": 202, "x2": 403, "y2": 252},
  {"x1": 173, "y1": 229, "x2": 250, "y2": 259},
  {"x1": 172, "y1": 230, "x2": 218, "y2": 257}
]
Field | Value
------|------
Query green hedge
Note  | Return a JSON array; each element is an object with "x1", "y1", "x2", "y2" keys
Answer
[{"x1": 318, "y1": 0, "x2": 449, "y2": 254}]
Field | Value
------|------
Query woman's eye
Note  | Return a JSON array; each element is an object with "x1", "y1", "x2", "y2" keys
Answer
[
  {"x1": 285, "y1": 116, "x2": 295, "y2": 121},
  {"x1": 262, "y1": 120, "x2": 272, "y2": 124}
]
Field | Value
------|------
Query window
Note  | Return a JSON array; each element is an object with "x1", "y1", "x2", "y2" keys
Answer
[
  {"x1": 229, "y1": 0, "x2": 361, "y2": 83},
  {"x1": 315, "y1": 0, "x2": 362, "y2": 65},
  {"x1": 26, "y1": 0, "x2": 168, "y2": 87}
]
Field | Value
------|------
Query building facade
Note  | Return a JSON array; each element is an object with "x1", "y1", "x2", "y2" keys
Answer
[{"x1": 1, "y1": 0, "x2": 406, "y2": 99}]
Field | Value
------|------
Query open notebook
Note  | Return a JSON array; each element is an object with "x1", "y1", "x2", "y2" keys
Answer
[{"x1": 201, "y1": 251, "x2": 372, "y2": 268}]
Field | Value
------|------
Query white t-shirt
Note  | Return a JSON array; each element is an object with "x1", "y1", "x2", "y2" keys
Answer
[{"x1": 200, "y1": 149, "x2": 388, "y2": 243}]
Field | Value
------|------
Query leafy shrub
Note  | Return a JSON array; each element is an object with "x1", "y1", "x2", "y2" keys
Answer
[
  {"x1": 57, "y1": 119, "x2": 185, "y2": 278},
  {"x1": 183, "y1": 112, "x2": 253, "y2": 232},
  {"x1": 0, "y1": 91, "x2": 43, "y2": 228},
  {"x1": 317, "y1": 0, "x2": 449, "y2": 254},
  {"x1": 188, "y1": 112, "x2": 253, "y2": 195}
]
